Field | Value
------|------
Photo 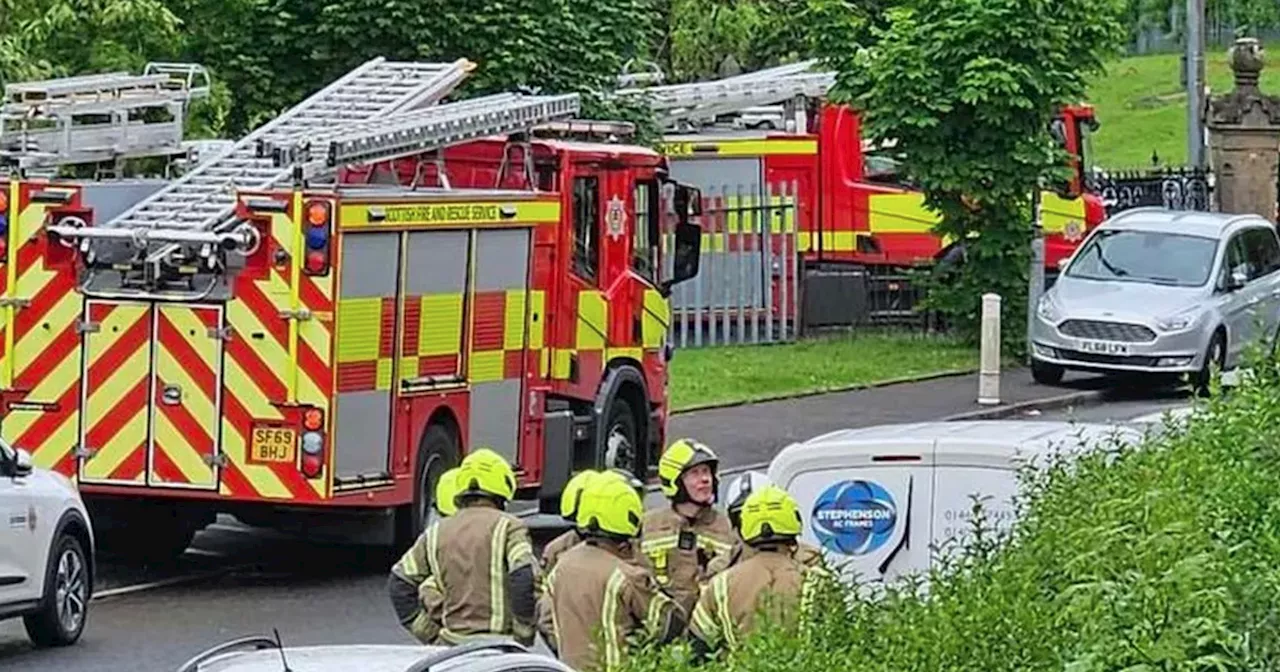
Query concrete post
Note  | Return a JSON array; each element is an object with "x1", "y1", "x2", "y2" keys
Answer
[
  {"x1": 1207, "y1": 38, "x2": 1280, "y2": 223},
  {"x1": 979, "y1": 293, "x2": 1001, "y2": 406},
  {"x1": 1186, "y1": 0, "x2": 1206, "y2": 169},
  {"x1": 1026, "y1": 189, "x2": 1045, "y2": 366}
]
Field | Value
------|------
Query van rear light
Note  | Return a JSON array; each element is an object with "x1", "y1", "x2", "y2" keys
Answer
[{"x1": 872, "y1": 454, "x2": 922, "y2": 462}]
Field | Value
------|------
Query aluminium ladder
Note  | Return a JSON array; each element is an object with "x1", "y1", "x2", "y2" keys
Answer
[
  {"x1": 613, "y1": 61, "x2": 835, "y2": 131},
  {"x1": 97, "y1": 57, "x2": 475, "y2": 238},
  {"x1": 1, "y1": 63, "x2": 212, "y2": 168}
]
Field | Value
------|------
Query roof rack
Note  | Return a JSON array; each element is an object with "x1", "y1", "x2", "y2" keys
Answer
[
  {"x1": 613, "y1": 60, "x2": 835, "y2": 133},
  {"x1": 0, "y1": 62, "x2": 212, "y2": 169}
]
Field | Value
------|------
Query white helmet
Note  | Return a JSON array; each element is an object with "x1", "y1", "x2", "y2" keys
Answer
[{"x1": 724, "y1": 471, "x2": 771, "y2": 531}]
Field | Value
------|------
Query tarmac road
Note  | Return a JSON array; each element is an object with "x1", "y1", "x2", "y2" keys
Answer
[{"x1": 0, "y1": 370, "x2": 1190, "y2": 671}]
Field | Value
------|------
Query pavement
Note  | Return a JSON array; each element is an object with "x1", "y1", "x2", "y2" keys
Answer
[{"x1": 0, "y1": 367, "x2": 1192, "y2": 671}]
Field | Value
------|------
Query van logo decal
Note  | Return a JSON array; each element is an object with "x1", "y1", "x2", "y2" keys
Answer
[{"x1": 811, "y1": 480, "x2": 897, "y2": 556}]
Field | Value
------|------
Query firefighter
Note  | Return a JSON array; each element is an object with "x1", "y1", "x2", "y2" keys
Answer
[
  {"x1": 640, "y1": 438, "x2": 735, "y2": 616},
  {"x1": 689, "y1": 485, "x2": 830, "y2": 658},
  {"x1": 387, "y1": 465, "x2": 462, "y2": 644},
  {"x1": 540, "y1": 471, "x2": 685, "y2": 671},
  {"x1": 708, "y1": 471, "x2": 824, "y2": 575},
  {"x1": 538, "y1": 469, "x2": 601, "y2": 578},
  {"x1": 391, "y1": 448, "x2": 539, "y2": 646}
]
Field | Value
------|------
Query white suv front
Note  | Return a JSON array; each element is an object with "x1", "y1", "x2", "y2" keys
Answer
[{"x1": 0, "y1": 440, "x2": 94, "y2": 647}]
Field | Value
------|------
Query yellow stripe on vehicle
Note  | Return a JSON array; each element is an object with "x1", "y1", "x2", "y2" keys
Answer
[
  {"x1": 867, "y1": 192, "x2": 940, "y2": 234},
  {"x1": 576, "y1": 291, "x2": 607, "y2": 350},
  {"x1": 658, "y1": 138, "x2": 818, "y2": 157},
  {"x1": 340, "y1": 201, "x2": 561, "y2": 230}
]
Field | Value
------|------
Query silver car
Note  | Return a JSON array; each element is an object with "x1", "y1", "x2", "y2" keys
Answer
[
  {"x1": 1030, "y1": 207, "x2": 1280, "y2": 391},
  {"x1": 177, "y1": 637, "x2": 575, "y2": 672}
]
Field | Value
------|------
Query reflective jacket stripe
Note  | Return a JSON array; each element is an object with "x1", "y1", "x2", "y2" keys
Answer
[
  {"x1": 489, "y1": 517, "x2": 510, "y2": 633},
  {"x1": 601, "y1": 568, "x2": 627, "y2": 670}
]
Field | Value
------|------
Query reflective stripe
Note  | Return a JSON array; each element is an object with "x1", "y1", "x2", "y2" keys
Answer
[
  {"x1": 546, "y1": 565, "x2": 562, "y2": 650},
  {"x1": 601, "y1": 568, "x2": 626, "y2": 670},
  {"x1": 690, "y1": 599, "x2": 720, "y2": 646},
  {"x1": 713, "y1": 573, "x2": 737, "y2": 649},
  {"x1": 644, "y1": 591, "x2": 669, "y2": 637},
  {"x1": 508, "y1": 539, "x2": 533, "y2": 567},
  {"x1": 698, "y1": 535, "x2": 733, "y2": 555},
  {"x1": 640, "y1": 535, "x2": 678, "y2": 553},
  {"x1": 490, "y1": 517, "x2": 509, "y2": 632}
]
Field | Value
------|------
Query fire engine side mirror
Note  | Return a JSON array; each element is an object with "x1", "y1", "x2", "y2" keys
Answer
[{"x1": 663, "y1": 222, "x2": 701, "y2": 296}]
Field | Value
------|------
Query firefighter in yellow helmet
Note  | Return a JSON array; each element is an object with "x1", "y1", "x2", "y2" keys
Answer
[
  {"x1": 388, "y1": 465, "x2": 462, "y2": 644},
  {"x1": 689, "y1": 485, "x2": 831, "y2": 659},
  {"x1": 640, "y1": 438, "x2": 735, "y2": 616},
  {"x1": 389, "y1": 448, "x2": 540, "y2": 646},
  {"x1": 707, "y1": 471, "x2": 825, "y2": 576},
  {"x1": 538, "y1": 469, "x2": 601, "y2": 579},
  {"x1": 540, "y1": 470, "x2": 685, "y2": 671}
]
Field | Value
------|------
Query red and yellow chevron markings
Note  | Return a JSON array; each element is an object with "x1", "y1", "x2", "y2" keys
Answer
[
  {"x1": 0, "y1": 181, "x2": 83, "y2": 475},
  {"x1": 218, "y1": 194, "x2": 332, "y2": 501},
  {"x1": 79, "y1": 302, "x2": 151, "y2": 484},
  {"x1": 151, "y1": 305, "x2": 221, "y2": 488}
]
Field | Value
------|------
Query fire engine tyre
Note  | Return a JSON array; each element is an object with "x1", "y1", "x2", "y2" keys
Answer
[
  {"x1": 23, "y1": 534, "x2": 89, "y2": 648},
  {"x1": 402, "y1": 422, "x2": 459, "y2": 549},
  {"x1": 603, "y1": 397, "x2": 640, "y2": 475}
]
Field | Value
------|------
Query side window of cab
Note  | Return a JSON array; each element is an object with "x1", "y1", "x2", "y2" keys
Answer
[{"x1": 572, "y1": 176, "x2": 600, "y2": 282}]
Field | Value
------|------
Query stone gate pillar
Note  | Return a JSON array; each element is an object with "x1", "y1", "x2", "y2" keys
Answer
[{"x1": 1207, "y1": 37, "x2": 1280, "y2": 223}]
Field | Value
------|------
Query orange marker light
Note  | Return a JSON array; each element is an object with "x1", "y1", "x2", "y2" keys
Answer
[
  {"x1": 306, "y1": 201, "x2": 329, "y2": 226},
  {"x1": 302, "y1": 407, "x2": 324, "y2": 430},
  {"x1": 0, "y1": 192, "x2": 8, "y2": 213}
]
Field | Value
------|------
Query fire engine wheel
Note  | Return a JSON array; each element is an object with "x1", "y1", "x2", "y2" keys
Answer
[
  {"x1": 406, "y1": 422, "x2": 459, "y2": 545},
  {"x1": 602, "y1": 398, "x2": 640, "y2": 475}
]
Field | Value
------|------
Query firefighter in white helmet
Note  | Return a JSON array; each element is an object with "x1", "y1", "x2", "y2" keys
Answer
[{"x1": 640, "y1": 438, "x2": 735, "y2": 616}]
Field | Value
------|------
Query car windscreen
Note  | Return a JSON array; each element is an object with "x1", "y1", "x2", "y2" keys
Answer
[{"x1": 1065, "y1": 229, "x2": 1218, "y2": 287}]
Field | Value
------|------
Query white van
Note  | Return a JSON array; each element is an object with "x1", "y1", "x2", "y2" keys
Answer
[{"x1": 766, "y1": 420, "x2": 1143, "y2": 587}]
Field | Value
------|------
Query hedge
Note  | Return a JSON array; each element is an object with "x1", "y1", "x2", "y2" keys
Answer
[{"x1": 623, "y1": 359, "x2": 1280, "y2": 671}]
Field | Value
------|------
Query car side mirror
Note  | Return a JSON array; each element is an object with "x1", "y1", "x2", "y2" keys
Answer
[
  {"x1": 11, "y1": 448, "x2": 32, "y2": 477},
  {"x1": 1228, "y1": 269, "x2": 1248, "y2": 291}
]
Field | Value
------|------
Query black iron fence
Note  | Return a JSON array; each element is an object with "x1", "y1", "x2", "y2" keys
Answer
[{"x1": 1086, "y1": 166, "x2": 1214, "y2": 216}]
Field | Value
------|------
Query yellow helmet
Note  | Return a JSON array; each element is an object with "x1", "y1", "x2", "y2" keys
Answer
[
  {"x1": 604, "y1": 467, "x2": 645, "y2": 498},
  {"x1": 739, "y1": 485, "x2": 802, "y2": 544},
  {"x1": 577, "y1": 472, "x2": 644, "y2": 538},
  {"x1": 456, "y1": 448, "x2": 516, "y2": 503},
  {"x1": 560, "y1": 470, "x2": 600, "y2": 521},
  {"x1": 657, "y1": 438, "x2": 719, "y2": 501},
  {"x1": 434, "y1": 466, "x2": 462, "y2": 516}
]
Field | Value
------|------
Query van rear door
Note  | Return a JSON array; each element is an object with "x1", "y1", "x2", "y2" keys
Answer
[{"x1": 773, "y1": 438, "x2": 936, "y2": 586}]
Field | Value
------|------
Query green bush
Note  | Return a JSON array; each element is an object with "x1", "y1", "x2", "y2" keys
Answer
[{"x1": 623, "y1": 360, "x2": 1280, "y2": 671}]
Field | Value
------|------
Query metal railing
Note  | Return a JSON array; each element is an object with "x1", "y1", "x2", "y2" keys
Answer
[{"x1": 662, "y1": 182, "x2": 800, "y2": 347}]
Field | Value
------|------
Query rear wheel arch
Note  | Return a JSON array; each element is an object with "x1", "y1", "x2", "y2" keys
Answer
[
  {"x1": 396, "y1": 408, "x2": 462, "y2": 549},
  {"x1": 594, "y1": 359, "x2": 650, "y2": 476}
]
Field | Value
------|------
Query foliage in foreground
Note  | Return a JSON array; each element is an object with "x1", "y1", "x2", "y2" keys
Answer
[{"x1": 627, "y1": 360, "x2": 1280, "y2": 670}]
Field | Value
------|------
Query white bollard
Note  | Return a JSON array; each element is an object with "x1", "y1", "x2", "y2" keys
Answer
[{"x1": 978, "y1": 293, "x2": 1001, "y2": 405}]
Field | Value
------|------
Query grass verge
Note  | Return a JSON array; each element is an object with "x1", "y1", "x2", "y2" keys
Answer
[
  {"x1": 1089, "y1": 44, "x2": 1280, "y2": 167},
  {"x1": 668, "y1": 331, "x2": 977, "y2": 411},
  {"x1": 625, "y1": 360, "x2": 1280, "y2": 671}
]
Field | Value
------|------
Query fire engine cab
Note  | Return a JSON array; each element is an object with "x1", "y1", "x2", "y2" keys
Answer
[{"x1": 0, "y1": 58, "x2": 702, "y2": 559}]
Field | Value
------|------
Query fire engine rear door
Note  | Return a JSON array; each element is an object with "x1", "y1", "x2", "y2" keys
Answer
[
  {"x1": 78, "y1": 300, "x2": 154, "y2": 485},
  {"x1": 148, "y1": 304, "x2": 223, "y2": 489}
]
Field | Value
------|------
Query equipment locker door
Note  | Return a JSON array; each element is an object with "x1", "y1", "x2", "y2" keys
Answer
[
  {"x1": 148, "y1": 304, "x2": 223, "y2": 489},
  {"x1": 78, "y1": 300, "x2": 154, "y2": 485}
]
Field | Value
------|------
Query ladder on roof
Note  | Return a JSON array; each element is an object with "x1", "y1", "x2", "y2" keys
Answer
[
  {"x1": 266, "y1": 91, "x2": 581, "y2": 178},
  {"x1": 613, "y1": 60, "x2": 835, "y2": 131},
  {"x1": 1, "y1": 62, "x2": 212, "y2": 169},
  {"x1": 100, "y1": 57, "x2": 474, "y2": 235}
]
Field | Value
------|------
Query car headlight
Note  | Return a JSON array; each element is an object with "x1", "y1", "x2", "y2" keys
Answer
[
  {"x1": 1156, "y1": 310, "x2": 1198, "y2": 333},
  {"x1": 1036, "y1": 294, "x2": 1060, "y2": 322}
]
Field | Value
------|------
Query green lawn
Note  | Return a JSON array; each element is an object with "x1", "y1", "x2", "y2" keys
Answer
[
  {"x1": 1088, "y1": 44, "x2": 1280, "y2": 168},
  {"x1": 668, "y1": 332, "x2": 978, "y2": 411}
]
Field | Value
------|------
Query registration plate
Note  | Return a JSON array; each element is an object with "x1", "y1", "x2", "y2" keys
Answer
[
  {"x1": 1078, "y1": 340, "x2": 1130, "y2": 356},
  {"x1": 249, "y1": 426, "x2": 297, "y2": 464}
]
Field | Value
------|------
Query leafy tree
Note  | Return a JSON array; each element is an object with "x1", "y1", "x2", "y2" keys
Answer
[
  {"x1": 827, "y1": 0, "x2": 1129, "y2": 348},
  {"x1": 0, "y1": 0, "x2": 182, "y2": 86}
]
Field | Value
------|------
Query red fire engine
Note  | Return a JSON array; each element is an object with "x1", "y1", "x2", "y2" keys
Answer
[
  {"x1": 0, "y1": 59, "x2": 702, "y2": 559},
  {"x1": 617, "y1": 64, "x2": 1107, "y2": 325}
]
